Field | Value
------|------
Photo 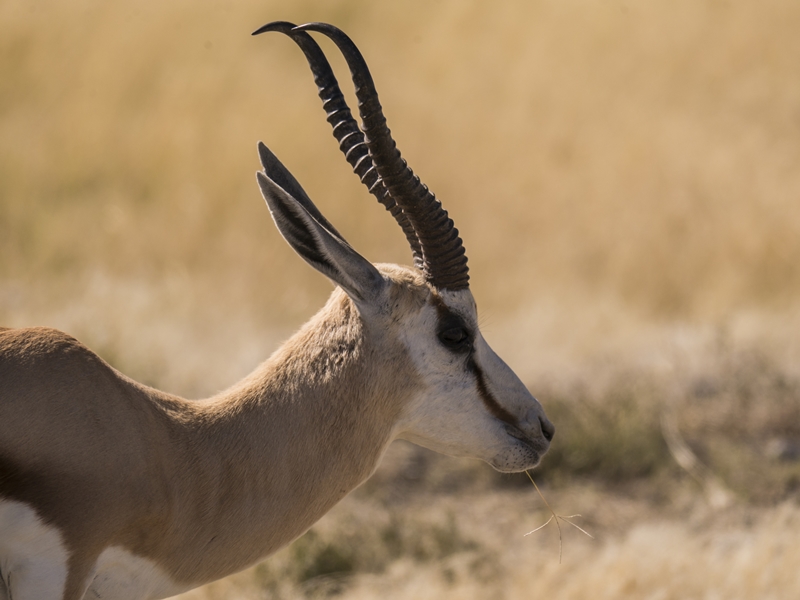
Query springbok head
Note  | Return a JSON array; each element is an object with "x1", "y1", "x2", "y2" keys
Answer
[{"x1": 253, "y1": 22, "x2": 553, "y2": 472}]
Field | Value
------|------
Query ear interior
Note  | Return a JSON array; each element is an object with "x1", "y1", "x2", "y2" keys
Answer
[
  {"x1": 255, "y1": 152, "x2": 385, "y2": 304},
  {"x1": 258, "y1": 142, "x2": 344, "y2": 239}
]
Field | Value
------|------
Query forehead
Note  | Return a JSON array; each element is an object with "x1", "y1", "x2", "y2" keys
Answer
[
  {"x1": 376, "y1": 263, "x2": 477, "y2": 325},
  {"x1": 429, "y1": 289, "x2": 478, "y2": 328}
]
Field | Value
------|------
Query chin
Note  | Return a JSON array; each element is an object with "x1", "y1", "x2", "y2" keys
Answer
[{"x1": 488, "y1": 443, "x2": 544, "y2": 473}]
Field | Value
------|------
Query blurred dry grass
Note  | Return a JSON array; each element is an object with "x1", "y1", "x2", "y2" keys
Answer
[
  {"x1": 3, "y1": 0, "x2": 800, "y2": 324},
  {"x1": 174, "y1": 487, "x2": 800, "y2": 600},
  {"x1": 2, "y1": 0, "x2": 800, "y2": 598}
]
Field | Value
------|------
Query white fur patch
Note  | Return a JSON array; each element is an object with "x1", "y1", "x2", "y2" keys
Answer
[
  {"x1": 0, "y1": 500, "x2": 188, "y2": 600},
  {"x1": 396, "y1": 290, "x2": 505, "y2": 459},
  {"x1": 0, "y1": 500, "x2": 69, "y2": 599},
  {"x1": 86, "y1": 546, "x2": 187, "y2": 600},
  {"x1": 395, "y1": 288, "x2": 548, "y2": 472}
]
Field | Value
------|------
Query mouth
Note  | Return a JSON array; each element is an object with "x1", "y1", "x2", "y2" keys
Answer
[{"x1": 492, "y1": 423, "x2": 549, "y2": 472}]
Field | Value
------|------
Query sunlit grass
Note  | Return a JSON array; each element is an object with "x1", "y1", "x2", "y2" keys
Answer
[
  {"x1": 2, "y1": 0, "x2": 800, "y2": 330},
  {"x1": 3, "y1": 1, "x2": 800, "y2": 598}
]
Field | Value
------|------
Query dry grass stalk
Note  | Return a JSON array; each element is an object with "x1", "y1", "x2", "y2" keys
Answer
[{"x1": 524, "y1": 470, "x2": 593, "y2": 564}]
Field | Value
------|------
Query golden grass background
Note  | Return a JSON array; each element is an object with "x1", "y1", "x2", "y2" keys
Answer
[{"x1": 2, "y1": 0, "x2": 800, "y2": 597}]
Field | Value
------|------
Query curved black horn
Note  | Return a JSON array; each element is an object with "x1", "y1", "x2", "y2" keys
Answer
[
  {"x1": 253, "y1": 21, "x2": 423, "y2": 268},
  {"x1": 291, "y1": 22, "x2": 470, "y2": 291}
]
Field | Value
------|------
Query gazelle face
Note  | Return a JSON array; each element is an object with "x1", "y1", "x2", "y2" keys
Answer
[
  {"x1": 387, "y1": 271, "x2": 554, "y2": 473},
  {"x1": 257, "y1": 143, "x2": 554, "y2": 475},
  {"x1": 256, "y1": 23, "x2": 553, "y2": 475}
]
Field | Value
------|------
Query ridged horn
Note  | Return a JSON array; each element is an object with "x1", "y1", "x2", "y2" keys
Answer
[
  {"x1": 294, "y1": 22, "x2": 470, "y2": 290},
  {"x1": 290, "y1": 22, "x2": 470, "y2": 290},
  {"x1": 252, "y1": 21, "x2": 424, "y2": 269}
]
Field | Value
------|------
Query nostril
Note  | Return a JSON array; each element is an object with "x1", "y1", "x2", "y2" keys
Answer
[{"x1": 540, "y1": 416, "x2": 555, "y2": 442}]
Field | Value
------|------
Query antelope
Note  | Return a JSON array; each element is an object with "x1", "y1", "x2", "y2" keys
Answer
[{"x1": 0, "y1": 22, "x2": 554, "y2": 600}]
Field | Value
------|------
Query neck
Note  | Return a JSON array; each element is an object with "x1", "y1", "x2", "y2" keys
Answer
[{"x1": 148, "y1": 292, "x2": 416, "y2": 587}]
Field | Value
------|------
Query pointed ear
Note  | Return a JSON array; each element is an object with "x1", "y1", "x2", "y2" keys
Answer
[
  {"x1": 257, "y1": 142, "x2": 344, "y2": 239},
  {"x1": 256, "y1": 149, "x2": 385, "y2": 304}
]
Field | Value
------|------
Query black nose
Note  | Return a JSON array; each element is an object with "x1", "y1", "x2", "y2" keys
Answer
[{"x1": 540, "y1": 416, "x2": 555, "y2": 442}]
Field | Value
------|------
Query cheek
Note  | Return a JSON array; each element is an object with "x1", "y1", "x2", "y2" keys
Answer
[
  {"x1": 427, "y1": 357, "x2": 475, "y2": 404},
  {"x1": 403, "y1": 398, "x2": 507, "y2": 461},
  {"x1": 415, "y1": 377, "x2": 504, "y2": 445}
]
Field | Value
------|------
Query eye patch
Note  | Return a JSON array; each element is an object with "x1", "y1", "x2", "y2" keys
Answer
[{"x1": 433, "y1": 304, "x2": 473, "y2": 353}]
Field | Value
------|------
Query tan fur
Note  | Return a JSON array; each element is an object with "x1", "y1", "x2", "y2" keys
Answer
[{"x1": 0, "y1": 266, "x2": 427, "y2": 597}]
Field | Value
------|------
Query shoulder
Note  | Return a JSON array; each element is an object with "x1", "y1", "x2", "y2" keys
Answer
[
  {"x1": 0, "y1": 326, "x2": 89, "y2": 358},
  {"x1": 0, "y1": 327, "x2": 107, "y2": 379}
]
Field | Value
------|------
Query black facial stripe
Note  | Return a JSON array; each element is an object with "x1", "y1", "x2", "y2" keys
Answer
[
  {"x1": 468, "y1": 357, "x2": 519, "y2": 427},
  {"x1": 429, "y1": 293, "x2": 518, "y2": 427}
]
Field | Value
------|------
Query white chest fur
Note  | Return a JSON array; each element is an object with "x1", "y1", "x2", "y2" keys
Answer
[
  {"x1": 87, "y1": 547, "x2": 188, "y2": 600},
  {"x1": 0, "y1": 500, "x2": 69, "y2": 599},
  {"x1": 0, "y1": 500, "x2": 188, "y2": 600}
]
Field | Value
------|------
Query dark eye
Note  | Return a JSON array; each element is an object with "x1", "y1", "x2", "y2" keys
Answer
[{"x1": 438, "y1": 327, "x2": 471, "y2": 351}]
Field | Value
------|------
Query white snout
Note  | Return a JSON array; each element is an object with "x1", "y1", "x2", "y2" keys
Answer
[
  {"x1": 474, "y1": 336, "x2": 554, "y2": 472},
  {"x1": 394, "y1": 289, "x2": 553, "y2": 473}
]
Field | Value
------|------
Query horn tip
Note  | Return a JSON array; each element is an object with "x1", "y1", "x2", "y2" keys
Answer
[{"x1": 252, "y1": 21, "x2": 295, "y2": 36}]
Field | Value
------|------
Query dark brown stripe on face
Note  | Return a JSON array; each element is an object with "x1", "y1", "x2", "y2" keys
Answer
[
  {"x1": 429, "y1": 292, "x2": 518, "y2": 427},
  {"x1": 468, "y1": 358, "x2": 519, "y2": 427}
]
